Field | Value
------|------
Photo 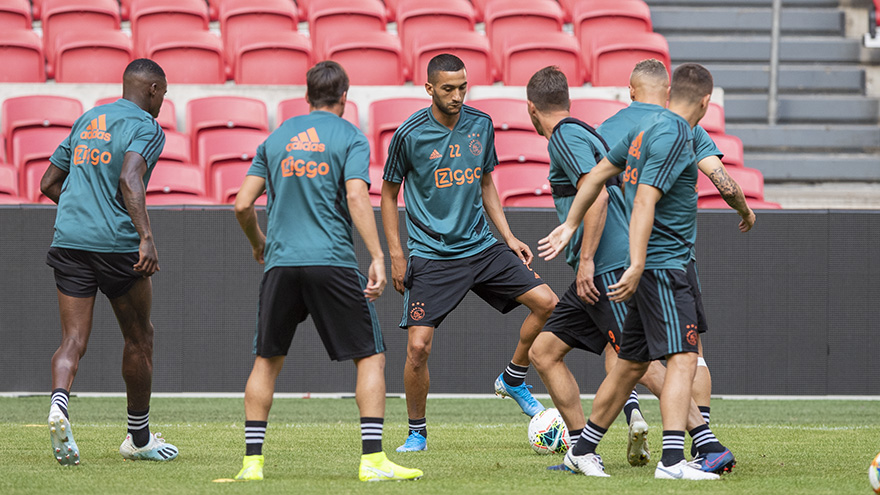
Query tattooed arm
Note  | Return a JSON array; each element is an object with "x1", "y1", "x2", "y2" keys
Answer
[{"x1": 698, "y1": 155, "x2": 756, "y2": 233}]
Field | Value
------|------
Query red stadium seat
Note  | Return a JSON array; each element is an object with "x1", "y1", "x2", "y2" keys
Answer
[
  {"x1": 119, "y1": 0, "x2": 133, "y2": 20},
  {"x1": 308, "y1": 0, "x2": 387, "y2": 60},
  {"x1": 701, "y1": 102, "x2": 726, "y2": 136},
  {"x1": 187, "y1": 96, "x2": 268, "y2": 164},
  {"x1": 13, "y1": 127, "x2": 70, "y2": 202},
  {"x1": 220, "y1": 0, "x2": 298, "y2": 59},
  {"x1": 573, "y1": 0, "x2": 652, "y2": 42},
  {"x1": 2, "y1": 95, "x2": 82, "y2": 163},
  {"x1": 130, "y1": 0, "x2": 209, "y2": 57},
  {"x1": 368, "y1": 97, "x2": 430, "y2": 166},
  {"x1": 711, "y1": 134, "x2": 745, "y2": 169},
  {"x1": 500, "y1": 32, "x2": 583, "y2": 86},
  {"x1": 368, "y1": 165, "x2": 405, "y2": 206},
  {"x1": 410, "y1": 31, "x2": 494, "y2": 86},
  {"x1": 590, "y1": 32, "x2": 671, "y2": 87},
  {"x1": 494, "y1": 132, "x2": 549, "y2": 165},
  {"x1": 484, "y1": 0, "x2": 563, "y2": 67},
  {"x1": 323, "y1": 31, "x2": 406, "y2": 85},
  {"x1": 491, "y1": 162, "x2": 553, "y2": 207},
  {"x1": 212, "y1": 164, "x2": 267, "y2": 205},
  {"x1": 157, "y1": 131, "x2": 191, "y2": 165},
  {"x1": 0, "y1": 162, "x2": 19, "y2": 198},
  {"x1": 143, "y1": 30, "x2": 226, "y2": 84},
  {"x1": 467, "y1": 99, "x2": 531, "y2": 133},
  {"x1": 42, "y1": 0, "x2": 121, "y2": 78},
  {"x1": 0, "y1": 30, "x2": 46, "y2": 82},
  {"x1": 396, "y1": 0, "x2": 475, "y2": 58},
  {"x1": 95, "y1": 97, "x2": 178, "y2": 132},
  {"x1": 570, "y1": 98, "x2": 628, "y2": 127},
  {"x1": 53, "y1": 30, "x2": 133, "y2": 83},
  {"x1": 277, "y1": 98, "x2": 359, "y2": 128},
  {"x1": 231, "y1": 31, "x2": 311, "y2": 85},
  {"x1": 146, "y1": 161, "x2": 212, "y2": 204},
  {"x1": 0, "y1": 0, "x2": 32, "y2": 30},
  {"x1": 697, "y1": 165, "x2": 765, "y2": 201},
  {"x1": 197, "y1": 129, "x2": 268, "y2": 197}
]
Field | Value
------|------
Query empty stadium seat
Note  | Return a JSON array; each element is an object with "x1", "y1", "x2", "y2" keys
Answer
[
  {"x1": 120, "y1": 0, "x2": 133, "y2": 20},
  {"x1": 32, "y1": 0, "x2": 46, "y2": 20},
  {"x1": 323, "y1": 32, "x2": 406, "y2": 85},
  {"x1": 0, "y1": 162, "x2": 19, "y2": 198},
  {"x1": 570, "y1": 98, "x2": 628, "y2": 127},
  {"x1": 276, "y1": 98, "x2": 359, "y2": 128},
  {"x1": 697, "y1": 165, "x2": 765, "y2": 201},
  {"x1": 368, "y1": 97, "x2": 430, "y2": 166},
  {"x1": 712, "y1": 133, "x2": 745, "y2": 169},
  {"x1": 231, "y1": 31, "x2": 312, "y2": 85},
  {"x1": 157, "y1": 131, "x2": 191, "y2": 165},
  {"x1": 500, "y1": 32, "x2": 583, "y2": 86},
  {"x1": 484, "y1": 0, "x2": 563, "y2": 66},
  {"x1": 493, "y1": 132, "x2": 550, "y2": 165},
  {"x1": 2, "y1": 95, "x2": 83, "y2": 162},
  {"x1": 53, "y1": 30, "x2": 133, "y2": 83},
  {"x1": 573, "y1": 0, "x2": 652, "y2": 42},
  {"x1": 143, "y1": 30, "x2": 227, "y2": 84},
  {"x1": 410, "y1": 31, "x2": 494, "y2": 86},
  {"x1": 0, "y1": 30, "x2": 46, "y2": 82},
  {"x1": 94, "y1": 97, "x2": 177, "y2": 131},
  {"x1": 0, "y1": 0, "x2": 32, "y2": 30},
  {"x1": 309, "y1": 0, "x2": 387, "y2": 60},
  {"x1": 197, "y1": 129, "x2": 268, "y2": 198},
  {"x1": 146, "y1": 161, "x2": 211, "y2": 205},
  {"x1": 187, "y1": 96, "x2": 268, "y2": 164},
  {"x1": 130, "y1": 0, "x2": 209, "y2": 57},
  {"x1": 13, "y1": 128, "x2": 70, "y2": 202},
  {"x1": 396, "y1": 0, "x2": 475, "y2": 58},
  {"x1": 701, "y1": 102, "x2": 726, "y2": 136},
  {"x1": 467, "y1": 99, "x2": 531, "y2": 133},
  {"x1": 590, "y1": 32, "x2": 671, "y2": 87},
  {"x1": 491, "y1": 162, "x2": 553, "y2": 207},
  {"x1": 42, "y1": 0, "x2": 121, "y2": 78},
  {"x1": 220, "y1": 0, "x2": 298, "y2": 57}
]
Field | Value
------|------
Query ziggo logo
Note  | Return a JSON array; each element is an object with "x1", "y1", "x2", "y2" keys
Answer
[
  {"x1": 281, "y1": 157, "x2": 329, "y2": 178},
  {"x1": 434, "y1": 166, "x2": 481, "y2": 188},
  {"x1": 73, "y1": 145, "x2": 111, "y2": 166}
]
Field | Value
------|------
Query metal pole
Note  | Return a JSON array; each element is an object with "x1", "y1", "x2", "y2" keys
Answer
[{"x1": 768, "y1": 0, "x2": 782, "y2": 125}]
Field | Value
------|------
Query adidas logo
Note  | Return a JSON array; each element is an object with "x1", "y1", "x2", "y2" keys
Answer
[
  {"x1": 285, "y1": 127, "x2": 326, "y2": 152},
  {"x1": 80, "y1": 114, "x2": 111, "y2": 141},
  {"x1": 429, "y1": 149, "x2": 442, "y2": 160}
]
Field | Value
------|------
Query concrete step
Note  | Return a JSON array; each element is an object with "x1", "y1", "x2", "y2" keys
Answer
[
  {"x1": 724, "y1": 94, "x2": 880, "y2": 123},
  {"x1": 651, "y1": 7, "x2": 844, "y2": 36},
  {"x1": 727, "y1": 123, "x2": 880, "y2": 152},
  {"x1": 666, "y1": 36, "x2": 863, "y2": 63},
  {"x1": 704, "y1": 64, "x2": 865, "y2": 94},
  {"x1": 647, "y1": 0, "x2": 839, "y2": 6},
  {"x1": 745, "y1": 152, "x2": 880, "y2": 181}
]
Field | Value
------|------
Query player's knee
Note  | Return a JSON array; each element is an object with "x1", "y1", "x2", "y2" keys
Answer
[
  {"x1": 529, "y1": 287, "x2": 558, "y2": 320},
  {"x1": 60, "y1": 334, "x2": 89, "y2": 358},
  {"x1": 407, "y1": 340, "x2": 431, "y2": 365}
]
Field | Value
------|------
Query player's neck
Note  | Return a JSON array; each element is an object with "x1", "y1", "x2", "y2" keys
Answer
[
  {"x1": 431, "y1": 105, "x2": 460, "y2": 130},
  {"x1": 540, "y1": 111, "x2": 570, "y2": 138},
  {"x1": 667, "y1": 101, "x2": 703, "y2": 128}
]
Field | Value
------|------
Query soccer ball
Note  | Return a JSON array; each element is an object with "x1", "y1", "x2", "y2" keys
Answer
[
  {"x1": 528, "y1": 408, "x2": 570, "y2": 455},
  {"x1": 869, "y1": 452, "x2": 880, "y2": 494}
]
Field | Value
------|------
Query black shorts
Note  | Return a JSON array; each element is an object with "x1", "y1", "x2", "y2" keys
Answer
[
  {"x1": 255, "y1": 265, "x2": 385, "y2": 361},
  {"x1": 542, "y1": 268, "x2": 627, "y2": 355},
  {"x1": 400, "y1": 242, "x2": 546, "y2": 328},
  {"x1": 687, "y1": 259, "x2": 709, "y2": 334},
  {"x1": 618, "y1": 268, "x2": 701, "y2": 362},
  {"x1": 46, "y1": 247, "x2": 141, "y2": 299}
]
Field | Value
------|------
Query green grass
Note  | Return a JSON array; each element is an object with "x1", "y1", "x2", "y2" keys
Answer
[{"x1": 2, "y1": 396, "x2": 879, "y2": 494}]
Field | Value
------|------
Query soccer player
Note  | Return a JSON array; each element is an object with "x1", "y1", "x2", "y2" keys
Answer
[
  {"x1": 381, "y1": 54, "x2": 559, "y2": 452},
  {"x1": 538, "y1": 63, "x2": 728, "y2": 480},
  {"x1": 41, "y1": 58, "x2": 178, "y2": 465},
  {"x1": 232, "y1": 61, "x2": 422, "y2": 482}
]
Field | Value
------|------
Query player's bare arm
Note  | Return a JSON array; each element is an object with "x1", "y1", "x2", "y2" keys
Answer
[
  {"x1": 346, "y1": 178, "x2": 386, "y2": 302},
  {"x1": 538, "y1": 158, "x2": 622, "y2": 260},
  {"x1": 697, "y1": 155, "x2": 755, "y2": 232},
  {"x1": 576, "y1": 175, "x2": 609, "y2": 305},
  {"x1": 607, "y1": 184, "x2": 662, "y2": 302},
  {"x1": 119, "y1": 151, "x2": 158, "y2": 276},
  {"x1": 480, "y1": 171, "x2": 533, "y2": 265},
  {"x1": 234, "y1": 175, "x2": 267, "y2": 264},
  {"x1": 40, "y1": 164, "x2": 69, "y2": 204},
  {"x1": 380, "y1": 180, "x2": 406, "y2": 294}
]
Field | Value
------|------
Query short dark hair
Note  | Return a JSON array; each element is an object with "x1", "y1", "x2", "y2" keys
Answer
[
  {"x1": 526, "y1": 66, "x2": 570, "y2": 112},
  {"x1": 306, "y1": 61, "x2": 349, "y2": 108},
  {"x1": 669, "y1": 63, "x2": 713, "y2": 105},
  {"x1": 630, "y1": 58, "x2": 668, "y2": 85},
  {"x1": 123, "y1": 58, "x2": 165, "y2": 80},
  {"x1": 427, "y1": 53, "x2": 465, "y2": 84}
]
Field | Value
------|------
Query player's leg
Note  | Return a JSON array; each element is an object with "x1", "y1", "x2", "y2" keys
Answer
[
  {"x1": 235, "y1": 355, "x2": 285, "y2": 480},
  {"x1": 529, "y1": 332, "x2": 582, "y2": 433},
  {"x1": 399, "y1": 324, "x2": 433, "y2": 452},
  {"x1": 693, "y1": 336, "x2": 712, "y2": 423}
]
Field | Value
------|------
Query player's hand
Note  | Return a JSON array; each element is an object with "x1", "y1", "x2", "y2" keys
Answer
[
  {"x1": 739, "y1": 208, "x2": 756, "y2": 233},
  {"x1": 538, "y1": 224, "x2": 576, "y2": 261},
  {"x1": 506, "y1": 236, "x2": 533, "y2": 266},
  {"x1": 133, "y1": 237, "x2": 159, "y2": 276},
  {"x1": 364, "y1": 258, "x2": 386, "y2": 302},
  {"x1": 607, "y1": 265, "x2": 643, "y2": 302},
  {"x1": 576, "y1": 259, "x2": 600, "y2": 305},
  {"x1": 251, "y1": 232, "x2": 266, "y2": 264},
  {"x1": 390, "y1": 253, "x2": 406, "y2": 295}
]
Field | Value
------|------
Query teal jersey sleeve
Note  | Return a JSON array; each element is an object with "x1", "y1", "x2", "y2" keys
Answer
[
  {"x1": 606, "y1": 128, "x2": 633, "y2": 169},
  {"x1": 126, "y1": 118, "x2": 164, "y2": 167},
  {"x1": 344, "y1": 132, "x2": 371, "y2": 184},
  {"x1": 693, "y1": 125, "x2": 722, "y2": 163},
  {"x1": 247, "y1": 142, "x2": 268, "y2": 178},
  {"x1": 638, "y1": 119, "x2": 693, "y2": 195},
  {"x1": 481, "y1": 125, "x2": 498, "y2": 175},
  {"x1": 49, "y1": 133, "x2": 72, "y2": 172}
]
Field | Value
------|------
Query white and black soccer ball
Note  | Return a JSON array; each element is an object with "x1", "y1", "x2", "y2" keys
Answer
[{"x1": 527, "y1": 408, "x2": 570, "y2": 455}]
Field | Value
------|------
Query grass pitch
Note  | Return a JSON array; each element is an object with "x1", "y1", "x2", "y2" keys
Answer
[{"x1": 1, "y1": 396, "x2": 878, "y2": 494}]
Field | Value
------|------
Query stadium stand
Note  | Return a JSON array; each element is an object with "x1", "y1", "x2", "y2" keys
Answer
[
  {"x1": 52, "y1": 30, "x2": 133, "y2": 83},
  {"x1": 409, "y1": 31, "x2": 494, "y2": 85},
  {"x1": 322, "y1": 31, "x2": 406, "y2": 85},
  {"x1": 13, "y1": 128, "x2": 69, "y2": 202},
  {"x1": 484, "y1": 0, "x2": 564, "y2": 70},
  {"x1": 573, "y1": 0, "x2": 653, "y2": 42},
  {"x1": 186, "y1": 96, "x2": 269, "y2": 164},
  {"x1": 0, "y1": 162, "x2": 20, "y2": 198},
  {"x1": 231, "y1": 31, "x2": 312, "y2": 85},
  {"x1": 0, "y1": 30, "x2": 46, "y2": 82},
  {"x1": 130, "y1": 0, "x2": 209, "y2": 58},
  {"x1": 701, "y1": 102, "x2": 726, "y2": 136},
  {"x1": 308, "y1": 0, "x2": 387, "y2": 61},
  {"x1": 2, "y1": 96, "x2": 82, "y2": 164},
  {"x1": 711, "y1": 133, "x2": 745, "y2": 169},
  {"x1": 41, "y1": 0, "x2": 121, "y2": 78},
  {"x1": 570, "y1": 98, "x2": 628, "y2": 128},
  {"x1": 500, "y1": 32, "x2": 583, "y2": 86},
  {"x1": 155, "y1": 131, "x2": 192, "y2": 166},
  {"x1": 368, "y1": 97, "x2": 430, "y2": 165},
  {"x1": 0, "y1": 0, "x2": 32, "y2": 30},
  {"x1": 589, "y1": 31, "x2": 671, "y2": 87},
  {"x1": 219, "y1": 0, "x2": 298, "y2": 55},
  {"x1": 467, "y1": 98, "x2": 531, "y2": 134},
  {"x1": 491, "y1": 163, "x2": 553, "y2": 207},
  {"x1": 494, "y1": 132, "x2": 550, "y2": 166},
  {"x1": 276, "y1": 98, "x2": 359, "y2": 128},
  {"x1": 197, "y1": 129, "x2": 268, "y2": 200},
  {"x1": 142, "y1": 30, "x2": 227, "y2": 84},
  {"x1": 146, "y1": 161, "x2": 211, "y2": 205},
  {"x1": 396, "y1": 0, "x2": 475, "y2": 61}
]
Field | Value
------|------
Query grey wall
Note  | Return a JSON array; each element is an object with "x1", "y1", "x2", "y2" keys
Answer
[{"x1": 1, "y1": 207, "x2": 877, "y2": 395}]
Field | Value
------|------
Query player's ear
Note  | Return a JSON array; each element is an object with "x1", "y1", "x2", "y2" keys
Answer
[
  {"x1": 339, "y1": 91, "x2": 347, "y2": 106},
  {"x1": 425, "y1": 81, "x2": 434, "y2": 97}
]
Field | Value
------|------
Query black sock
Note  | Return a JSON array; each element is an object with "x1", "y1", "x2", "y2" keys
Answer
[
  {"x1": 408, "y1": 418, "x2": 426, "y2": 438},
  {"x1": 245, "y1": 420, "x2": 267, "y2": 456},
  {"x1": 689, "y1": 424, "x2": 725, "y2": 454},
  {"x1": 51, "y1": 388, "x2": 70, "y2": 420},
  {"x1": 361, "y1": 417, "x2": 383, "y2": 455},
  {"x1": 127, "y1": 408, "x2": 150, "y2": 448},
  {"x1": 571, "y1": 420, "x2": 606, "y2": 456},
  {"x1": 699, "y1": 406, "x2": 711, "y2": 424},
  {"x1": 568, "y1": 428, "x2": 583, "y2": 448},
  {"x1": 661, "y1": 430, "x2": 686, "y2": 466},
  {"x1": 622, "y1": 389, "x2": 640, "y2": 424},
  {"x1": 502, "y1": 362, "x2": 529, "y2": 387}
]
